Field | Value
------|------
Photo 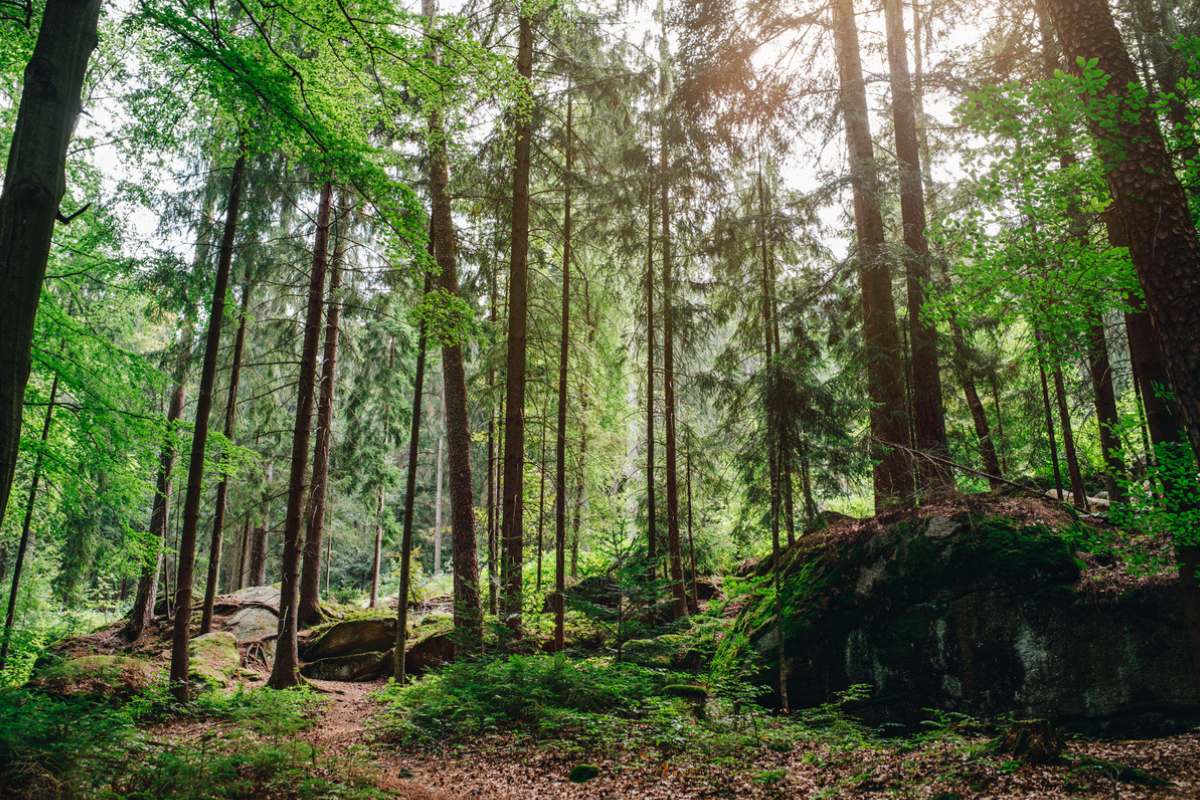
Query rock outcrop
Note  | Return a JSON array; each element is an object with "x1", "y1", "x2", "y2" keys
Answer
[{"x1": 719, "y1": 497, "x2": 1200, "y2": 733}]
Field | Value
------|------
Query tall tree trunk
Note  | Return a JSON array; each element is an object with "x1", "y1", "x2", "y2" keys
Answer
[
  {"x1": 988, "y1": 368, "x2": 1008, "y2": 474},
  {"x1": 660, "y1": 122, "x2": 688, "y2": 621},
  {"x1": 394, "y1": 265, "x2": 431, "y2": 683},
  {"x1": 235, "y1": 518, "x2": 250, "y2": 591},
  {"x1": 831, "y1": 0, "x2": 915, "y2": 512},
  {"x1": 267, "y1": 180, "x2": 333, "y2": 690},
  {"x1": 369, "y1": 485, "x2": 383, "y2": 608},
  {"x1": 0, "y1": 0, "x2": 101, "y2": 526},
  {"x1": 249, "y1": 462, "x2": 271, "y2": 587},
  {"x1": 426, "y1": 0, "x2": 482, "y2": 649},
  {"x1": 1041, "y1": 0, "x2": 1200, "y2": 466},
  {"x1": 298, "y1": 193, "x2": 350, "y2": 626},
  {"x1": 200, "y1": 277, "x2": 253, "y2": 633},
  {"x1": 883, "y1": 0, "x2": 952, "y2": 497},
  {"x1": 535, "y1": 408, "x2": 546, "y2": 593},
  {"x1": 685, "y1": 441, "x2": 698, "y2": 612},
  {"x1": 644, "y1": 188, "x2": 657, "y2": 577},
  {"x1": 486, "y1": 236, "x2": 499, "y2": 616},
  {"x1": 125, "y1": 380, "x2": 186, "y2": 642},
  {"x1": 553, "y1": 89, "x2": 572, "y2": 651},
  {"x1": 169, "y1": 155, "x2": 246, "y2": 701},
  {"x1": 0, "y1": 370, "x2": 58, "y2": 669},
  {"x1": 500, "y1": 11, "x2": 535, "y2": 632}
]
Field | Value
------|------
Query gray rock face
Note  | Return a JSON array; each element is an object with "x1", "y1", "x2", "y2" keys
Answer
[
  {"x1": 225, "y1": 606, "x2": 279, "y2": 644},
  {"x1": 724, "y1": 504, "x2": 1200, "y2": 733},
  {"x1": 302, "y1": 617, "x2": 397, "y2": 661}
]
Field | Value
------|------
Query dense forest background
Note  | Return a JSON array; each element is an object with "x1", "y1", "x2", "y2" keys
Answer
[{"x1": 0, "y1": 0, "x2": 1199, "y2": 796}]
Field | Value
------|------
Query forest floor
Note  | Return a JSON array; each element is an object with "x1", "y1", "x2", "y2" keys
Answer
[{"x1": 238, "y1": 675, "x2": 1200, "y2": 800}]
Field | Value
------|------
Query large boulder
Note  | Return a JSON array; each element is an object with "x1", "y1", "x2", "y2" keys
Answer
[
  {"x1": 188, "y1": 631, "x2": 241, "y2": 687},
  {"x1": 301, "y1": 616, "x2": 397, "y2": 661},
  {"x1": 541, "y1": 575, "x2": 620, "y2": 616},
  {"x1": 224, "y1": 606, "x2": 278, "y2": 644},
  {"x1": 302, "y1": 649, "x2": 392, "y2": 681},
  {"x1": 720, "y1": 499, "x2": 1200, "y2": 733},
  {"x1": 30, "y1": 655, "x2": 160, "y2": 698}
]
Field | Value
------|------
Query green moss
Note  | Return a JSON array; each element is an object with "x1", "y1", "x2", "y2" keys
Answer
[
  {"x1": 569, "y1": 763, "x2": 600, "y2": 783},
  {"x1": 188, "y1": 632, "x2": 240, "y2": 688}
]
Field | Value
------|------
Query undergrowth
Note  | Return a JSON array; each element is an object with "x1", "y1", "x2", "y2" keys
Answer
[{"x1": 0, "y1": 684, "x2": 380, "y2": 799}]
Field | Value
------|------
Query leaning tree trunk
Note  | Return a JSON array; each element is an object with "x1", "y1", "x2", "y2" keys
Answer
[
  {"x1": 267, "y1": 180, "x2": 333, "y2": 690},
  {"x1": 124, "y1": 381, "x2": 186, "y2": 642},
  {"x1": 426, "y1": 0, "x2": 482, "y2": 650},
  {"x1": 500, "y1": 11, "x2": 535, "y2": 632},
  {"x1": 831, "y1": 0, "x2": 915, "y2": 512},
  {"x1": 552, "y1": 89, "x2": 573, "y2": 651},
  {"x1": 882, "y1": 0, "x2": 952, "y2": 497},
  {"x1": 298, "y1": 192, "x2": 350, "y2": 627},
  {"x1": 1051, "y1": 351, "x2": 1088, "y2": 510},
  {"x1": 394, "y1": 265, "x2": 431, "y2": 683},
  {"x1": 1036, "y1": 344, "x2": 1066, "y2": 500},
  {"x1": 1041, "y1": 0, "x2": 1200, "y2": 468},
  {"x1": 200, "y1": 276, "x2": 253, "y2": 634},
  {"x1": 0, "y1": 370, "x2": 58, "y2": 670},
  {"x1": 0, "y1": 0, "x2": 101, "y2": 527},
  {"x1": 169, "y1": 154, "x2": 246, "y2": 702},
  {"x1": 1086, "y1": 317, "x2": 1127, "y2": 503}
]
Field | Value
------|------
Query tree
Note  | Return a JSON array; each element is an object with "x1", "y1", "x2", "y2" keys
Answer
[
  {"x1": 0, "y1": 0, "x2": 102, "y2": 527},
  {"x1": 169, "y1": 154, "x2": 246, "y2": 701},
  {"x1": 298, "y1": 192, "x2": 351, "y2": 627},
  {"x1": 831, "y1": 0, "x2": 914, "y2": 511},
  {"x1": 500, "y1": 8, "x2": 535, "y2": 631},
  {"x1": 268, "y1": 179, "x2": 332, "y2": 690},
  {"x1": 882, "y1": 0, "x2": 951, "y2": 496}
]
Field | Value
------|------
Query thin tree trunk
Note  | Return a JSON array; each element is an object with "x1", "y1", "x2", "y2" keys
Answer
[
  {"x1": 1086, "y1": 317, "x2": 1127, "y2": 503},
  {"x1": 0, "y1": 370, "x2": 59, "y2": 669},
  {"x1": 486, "y1": 241, "x2": 498, "y2": 616},
  {"x1": 170, "y1": 155, "x2": 247, "y2": 701},
  {"x1": 200, "y1": 277, "x2": 253, "y2": 633},
  {"x1": 831, "y1": 0, "x2": 915, "y2": 512},
  {"x1": 0, "y1": 0, "x2": 101, "y2": 525},
  {"x1": 645, "y1": 188, "x2": 657, "y2": 577},
  {"x1": 553, "y1": 88, "x2": 573, "y2": 650},
  {"x1": 988, "y1": 368, "x2": 1008, "y2": 474},
  {"x1": 394, "y1": 266, "x2": 431, "y2": 683},
  {"x1": 125, "y1": 381, "x2": 186, "y2": 642},
  {"x1": 950, "y1": 321, "x2": 1003, "y2": 487},
  {"x1": 433, "y1": 430, "x2": 444, "y2": 576},
  {"x1": 661, "y1": 118, "x2": 688, "y2": 621},
  {"x1": 267, "y1": 180, "x2": 333, "y2": 690},
  {"x1": 298, "y1": 193, "x2": 350, "y2": 626},
  {"x1": 426, "y1": 0, "x2": 482, "y2": 650},
  {"x1": 1036, "y1": 346, "x2": 1065, "y2": 501},
  {"x1": 536, "y1": 408, "x2": 546, "y2": 594},
  {"x1": 235, "y1": 518, "x2": 250, "y2": 591},
  {"x1": 1041, "y1": 0, "x2": 1200, "y2": 466},
  {"x1": 1051, "y1": 359, "x2": 1088, "y2": 510},
  {"x1": 883, "y1": 0, "x2": 952, "y2": 497},
  {"x1": 500, "y1": 11, "x2": 535, "y2": 632},
  {"x1": 369, "y1": 485, "x2": 383, "y2": 608},
  {"x1": 685, "y1": 442, "x2": 698, "y2": 612}
]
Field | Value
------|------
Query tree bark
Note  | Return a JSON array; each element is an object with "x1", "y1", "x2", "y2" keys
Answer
[
  {"x1": 1036, "y1": 345, "x2": 1065, "y2": 500},
  {"x1": 395, "y1": 263, "x2": 431, "y2": 682},
  {"x1": 426, "y1": 0, "x2": 482, "y2": 649},
  {"x1": 685, "y1": 442, "x2": 698, "y2": 612},
  {"x1": 0, "y1": 370, "x2": 58, "y2": 669},
  {"x1": 500, "y1": 11, "x2": 535, "y2": 631},
  {"x1": 200, "y1": 276, "x2": 253, "y2": 634},
  {"x1": 882, "y1": 0, "x2": 952, "y2": 497},
  {"x1": 661, "y1": 120, "x2": 688, "y2": 621},
  {"x1": 950, "y1": 321, "x2": 1004, "y2": 487},
  {"x1": 369, "y1": 485, "x2": 383, "y2": 608},
  {"x1": 124, "y1": 381, "x2": 186, "y2": 642},
  {"x1": 0, "y1": 0, "x2": 101, "y2": 526},
  {"x1": 645, "y1": 188, "x2": 657, "y2": 576},
  {"x1": 1086, "y1": 317, "x2": 1127, "y2": 502},
  {"x1": 433, "y1": 428, "x2": 444, "y2": 576},
  {"x1": 267, "y1": 179, "x2": 332, "y2": 690},
  {"x1": 1041, "y1": 0, "x2": 1200, "y2": 466},
  {"x1": 552, "y1": 88, "x2": 573, "y2": 651},
  {"x1": 169, "y1": 154, "x2": 246, "y2": 701},
  {"x1": 298, "y1": 192, "x2": 351, "y2": 626},
  {"x1": 831, "y1": 0, "x2": 915, "y2": 512},
  {"x1": 1051, "y1": 356, "x2": 1088, "y2": 509}
]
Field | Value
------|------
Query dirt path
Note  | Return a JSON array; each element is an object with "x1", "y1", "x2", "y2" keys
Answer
[{"x1": 303, "y1": 678, "x2": 451, "y2": 800}]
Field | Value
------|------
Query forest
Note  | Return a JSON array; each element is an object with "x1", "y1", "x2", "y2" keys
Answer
[{"x1": 1, "y1": 0, "x2": 1199, "y2": 796}]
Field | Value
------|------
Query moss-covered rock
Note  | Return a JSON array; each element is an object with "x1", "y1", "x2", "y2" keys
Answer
[
  {"x1": 188, "y1": 631, "x2": 241, "y2": 688},
  {"x1": 721, "y1": 502, "x2": 1200, "y2": 733},
  {"x1": 301, "y1": 616, "x2": 397, "y2": 661},
  {"x1": 302, "y1": 649, "x2": 392, "y2": 681},
  {"x1": 30, "y1": 655, "x2": 160, "y2": 698}
]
